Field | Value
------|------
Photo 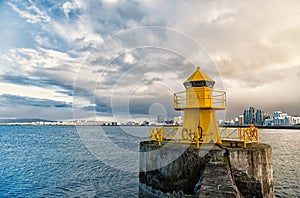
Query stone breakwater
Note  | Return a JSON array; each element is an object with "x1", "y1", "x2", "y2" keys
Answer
[{"x1": 139, "y1": 141, "x2": 273, "y2": 198}]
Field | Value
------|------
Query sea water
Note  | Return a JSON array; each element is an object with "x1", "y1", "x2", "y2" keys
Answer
[{"x1": 0, "y1": 126, "x2": 299, "y2": 197}]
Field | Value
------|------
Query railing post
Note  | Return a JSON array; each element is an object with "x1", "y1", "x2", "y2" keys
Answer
[
  {"x1": 149, "y1": 127, "x2": 152, "y2": 141},
  {"x1": 243, "y1": 129, "x2": 247, "y2": 148},
  {"x1": 255, "y1": 127, "x2": 259, "y2": 143},
  {"x1": 196, "y1": 128, "x2": 200, "y2": 148},
  {"x1": 158, "y1": 128, "x2": 163, "y2": 146},
  {"x1": 238, "y1": 128, "x2": 242, "y2": 141}
]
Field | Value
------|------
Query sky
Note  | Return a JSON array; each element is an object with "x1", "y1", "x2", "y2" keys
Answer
[{"x1": 0, "y1": 0, "x2": 300, "y2": 122}]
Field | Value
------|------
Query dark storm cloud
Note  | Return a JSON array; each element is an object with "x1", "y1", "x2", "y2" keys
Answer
[
  {"x1": 0, "y1": 94, "x2": 72, "y2": 108},
  {"x1": 0, "y1": 75, "x2": 74, "y2": 95}
]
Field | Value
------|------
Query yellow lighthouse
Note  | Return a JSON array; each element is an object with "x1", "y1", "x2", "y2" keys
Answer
[{"x1": 174, "y1": 67, "x2": 226, "y2": 144}]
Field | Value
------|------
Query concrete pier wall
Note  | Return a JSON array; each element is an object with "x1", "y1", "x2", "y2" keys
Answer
[
  {"x1": 229, "y1": 144, "x2": 274, "y2": 197},
  {"x1": 139, "y1": 141, "x2": 274, "y2": 198}
]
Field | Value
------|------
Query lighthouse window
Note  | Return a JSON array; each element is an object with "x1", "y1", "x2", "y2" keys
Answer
[
  {"x1": 192, "y1": 81, "x2": 205, "y2": 87},
  {"x1": 184, "y1": 81, "x2": 215, "y2": 88}
]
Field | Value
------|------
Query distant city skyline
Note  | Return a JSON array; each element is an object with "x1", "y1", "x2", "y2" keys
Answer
[
  {"x1": 1, "y1": 1, "x2": 300, "y2": 121},
  {"x1": 225, "y1": 106, "x2": 300, "y2": 126}
]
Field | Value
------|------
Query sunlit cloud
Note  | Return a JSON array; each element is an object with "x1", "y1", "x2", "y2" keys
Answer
[
  {"x1": 7, "y1": 1, "x2": 50, "y2": 23},
  {"x1": 1, "y1": 0, "x2": 300, "y2": 120}
]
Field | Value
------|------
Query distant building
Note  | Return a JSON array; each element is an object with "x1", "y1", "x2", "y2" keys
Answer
[
  {"x1": 273, "y1": 111, "x2": 282, "y2": 118},
  {"x1": 173, "y1": 116, "x2": 182, "y2": 125},
  {"x1": 292, "y1": 117, "x2": 300, "y2": 125},
  {"x1": 243, "y1": 107, "x2": 264, "y2": 125},
  {"x1": 285, "y1": 116, "x2": 293, "y2": 126},
  {"x1": 238, "y1": 115, "x2": 244, "y2": 125},
  {"x1": 239, "y1": 108, "x2": 299, "y2": 126},
  {"x1": 234, "y1": 117, "x2": 239, "y2": 125},
  {"x1": 273, "y1": 111, "x2": 294, "y2": 126},
  {"x1": 255, "y1": 109, "x2": 264, "y2": 125},
  {"x1": 249, "y1": 107, "x2": 255, "y2": 124},
  {"x1": 264, "y1": 118, "x2": 273, "y2": 126},
  {"x1": 273, "y1": 111, "x2": 284, "y2": 126},
  {"x1": 222, "y1": 120, "x2": 235, "y2": 126},
  {"x1": 243, "y1": 109, "x2": 250, "y2": 125}
]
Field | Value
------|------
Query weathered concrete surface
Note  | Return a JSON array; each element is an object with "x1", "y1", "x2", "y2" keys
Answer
[
  {"x1": 229, "y1": 144, "x2": 274, "y2": 198},
  {"x1": 139, "y1": 141, "x2": 274, "y2": 198},
  {"x1": 139, "y1": 141, "x2": 207, "y2": 196},
  {"x1": 199, "y1": 151, "x2": 240, "y2": 198}
]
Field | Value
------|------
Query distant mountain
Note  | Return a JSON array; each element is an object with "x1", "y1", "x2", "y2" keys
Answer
[{"x1": 0, "y1": 118, "x2": 56, "y2": 123}]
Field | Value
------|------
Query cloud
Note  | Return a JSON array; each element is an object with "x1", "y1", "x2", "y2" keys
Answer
[
  {"x1": 2, "y1": 0, "x2": 300, "y2": 121},
  {"x1": 0, "y1": 75, "x2": 74, "y2": 95},
  {"x1": 0, "y1": 94, "x2": 72, "y2": 108},
  {"x1": 62, "y1": 1, "x2": 80, "y2": 18},
  {"x1": 83, "y1": 104, "x2": 112, "y2": 114},
  {"x1": 8, "y1": 1, "x2": 50, "y2": 23},
  {"x1": 151, "y1": 0, "x2": 300, "y2": 118}
]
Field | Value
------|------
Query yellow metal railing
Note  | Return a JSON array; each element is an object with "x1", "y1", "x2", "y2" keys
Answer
[
  {"x1": 220, "y1": 127, "x2": 259, "y2": 148},
  {"x1": 174, "y1": 90, "x2": 226, "y2": 110},
  {"x1": 149, "y1": 126, "x2": 203, "y2": 148},
  {"x1": 150, "y1": 126, "x2": 258, "y2": 149}
]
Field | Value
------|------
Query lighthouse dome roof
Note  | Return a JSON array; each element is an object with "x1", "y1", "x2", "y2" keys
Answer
[
  {"x1": 184, "y1": 66, "x2": 215, "y2": 83},
  {"x1": 184, "y1": 67, "x2": 215, "y2": 88}
]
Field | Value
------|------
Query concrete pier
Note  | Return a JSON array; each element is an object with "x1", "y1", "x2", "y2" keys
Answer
[{"x1": 139, "y1": 141, "x2": 273, "y2": 198}]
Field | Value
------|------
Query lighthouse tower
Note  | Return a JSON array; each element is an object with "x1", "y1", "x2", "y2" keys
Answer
[{"x1": 174, "y1": 67, "x2": 226, "y2": 144}]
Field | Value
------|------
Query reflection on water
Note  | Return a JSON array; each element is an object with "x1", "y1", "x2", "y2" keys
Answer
[{"x1": 0, "y1": 126, "x2": 299, "y2": 197}]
